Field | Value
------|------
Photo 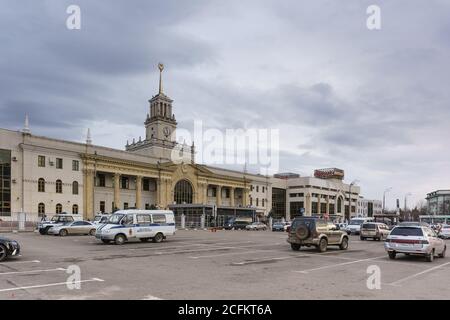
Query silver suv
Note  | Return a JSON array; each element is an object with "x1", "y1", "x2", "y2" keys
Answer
[
  {"x1": 385, "y1": 225, "x2": 446, "y2": 262},
  {"x1": 287, "y1": 217, "x2": 349, "y2": 252}
]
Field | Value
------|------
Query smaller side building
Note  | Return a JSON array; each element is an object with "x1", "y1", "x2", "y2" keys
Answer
[
  {"x1": 426, "y1": 190, "x2": 450, "y2": 215},
  {"x1": 357, "y1": 197, "x2": 382, "y2": 217}
]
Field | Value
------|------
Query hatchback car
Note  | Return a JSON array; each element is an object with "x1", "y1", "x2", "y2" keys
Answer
[
  {"x1": 287, "y1": 217, "x2": 349, "y2": 252},
  {"x1": 48, "y1": 221, "x2": 97, "y2": 236},
  {"x1": 246, "y1": 222, "x2": 267, "y2": 231},
  {"x1": 438, "y1": 225, "x2": 450, "y2": 239},
  {"x1": 0, "y1": 237, "x2": 21, "y2": 262},
  {"x1": 385, "y1": 226, "x2": 446, "y2": 262},
  {"x1": 360, "y1": 222, "x2": 390, "y2": 241}
]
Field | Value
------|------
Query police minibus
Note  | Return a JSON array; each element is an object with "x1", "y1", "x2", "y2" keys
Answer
[{"x1": 95, "y1": 210, "x2": 176, "y2": 245}]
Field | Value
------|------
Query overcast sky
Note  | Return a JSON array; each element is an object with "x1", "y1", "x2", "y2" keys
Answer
[{"x1": 1, "y1": 0, "x2": 450, "y2": 209}]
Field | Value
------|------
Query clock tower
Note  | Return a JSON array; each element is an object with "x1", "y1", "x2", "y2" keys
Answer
[{"x1": 145, "y1": 63, "x2": 177, "y2": 142}]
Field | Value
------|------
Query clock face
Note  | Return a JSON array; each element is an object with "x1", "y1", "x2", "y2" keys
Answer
[{"x1": 163, "y1": 127, "x2": 171, "y2": 137}]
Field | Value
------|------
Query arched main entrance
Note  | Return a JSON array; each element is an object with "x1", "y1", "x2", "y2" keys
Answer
[{"x1": 173, "y1": 179, "x2": 193, "y2": 204}]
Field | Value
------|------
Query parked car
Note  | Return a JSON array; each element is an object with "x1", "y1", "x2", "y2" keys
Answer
[
  {"x1": 335, "y1": 223, "x2": 348, "y2": 231},
  {"x1": 0, "y1": 236, "x2": 21, "y2": 262},
  {"x1": 272, "y1": 222, "x2": 287, "y2": 232},
  {"x1": 37, "y1": 214, "x2": 81, "y2": 235},
  {"x1": 360, "y1": 223, "x2": 390, "y2": 241},
  {"x1": 345, "y1": 217, "x2": 374, "y2": 235},
  {"x1": 48, "y1": 221, "x2": 97, "y2": 236},
  {"x1": 438, "y1": 225, "x2": 450, "y2": 239},
  {"x1": 384, "y1": 225, "x2": 446, "y2": 262},
  {"x1": 92, "y1": 214, "x2": 110, "y2": 225},
  {"x1": 287, "y1": 217, "x2": 349, "y2": 252},
  {"x1": 246, "y1": 222, "x2": 267, "y2": 231},
  {"x1": 224, "y1": 220, "x2": 251, "y2": 230}
]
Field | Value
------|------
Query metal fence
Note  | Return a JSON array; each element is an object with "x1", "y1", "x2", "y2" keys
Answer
[{"x1": 0, "y1": 212, "x2": 37, "y2": 233}]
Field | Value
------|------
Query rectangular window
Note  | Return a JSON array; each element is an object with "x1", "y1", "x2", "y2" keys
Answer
[
  {"x1": 100, "y1": 201, "x2": 105, "y2": 213},
  {"x1": 262, "y1": 186, "x2": 265, "y2": 193},
  {"x1": 262, "y1": 199, "x2": 265, "y2": 207},
  {"x1": 143, "y1": 178, "x2": 150, "y2": 191},
  {"x1": 124, "y1": 202, "x2": 129, "y2": 210},
  {"x1": 98, "y1": 174, "x2": 106, "y2": 187},
  {"x1": 152, "y1": 214, "x2": 166, "y2": 224},
  {"x1": 56, "y1": 158, "x2": 63, "y2": 169},
  {"x1": 38, "y1": 155, "x2": 46, "y2": 167},
  {"x1": 72, "y1": 160, "x2": 79, "y2": 171},
  {"x1": 256, "y1": 198, "x2": 259, "y2": 207},
  {"x1": 145, "y1": 203, "x2": 150, "y2": 210},
  {"x1": 256, "y1": 186, "x2": 259, "y2": 192},
  {"x1": 121, "y1": 177, "x2": 129, "y2": 189},
  {"x1": 137, "y1": 214, "x2": 151, "y2": 225}
]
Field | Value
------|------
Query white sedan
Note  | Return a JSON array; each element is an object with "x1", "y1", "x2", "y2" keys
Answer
[
  {"x1": 439, "y1": 225, "x2": 450, "y2": 239},
  {"x1": 48, "y1": 221, "x2": 97, "y2": 236},
  {"x1": 246, "y1": 222, "x2": 268, "y2": 231}
]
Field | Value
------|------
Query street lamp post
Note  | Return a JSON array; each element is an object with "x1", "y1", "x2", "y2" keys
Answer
[
  {"x1": 348, "y1": 180, "x2": 359, "y2": 221},
  {"x1": 383, "y1": 187, "x2": 392, "y2": 214},
  {"x1": 404, "y1": 192, "x2": 412, "y2": 221}
]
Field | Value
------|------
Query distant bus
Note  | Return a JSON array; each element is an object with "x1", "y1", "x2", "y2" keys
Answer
[{"x1": 419, "y1": 215, "x2": 450, "y2": 225}]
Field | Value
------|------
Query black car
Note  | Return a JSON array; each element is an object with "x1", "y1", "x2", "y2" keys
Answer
[
  {"x1": 223, "y1": 220, "x2": 251, "y2": 230},
  {"x1": 0, "y1": 237, "x2": 21, "y2": 262}
]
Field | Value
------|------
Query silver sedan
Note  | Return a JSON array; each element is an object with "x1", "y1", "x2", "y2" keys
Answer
[{"x1": 48, "y1": 221, "x2": 97, "y2": 236}]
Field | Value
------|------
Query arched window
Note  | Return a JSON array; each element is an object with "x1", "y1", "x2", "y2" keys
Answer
[
  {"x1": 56, "y1": 179, "x2": 62, "y2": 193},
  {"x1": 72, "y1": 204, "x2": 78, "y2": 214},
  {"x1": 72, "y1": 181, "x2": 79, "y2": 195},
  {"x1": 56, "y1": 203, "x2": 62, "y2": 214},
  {"x1": 38, "y1": 178, "x2": 45, "y2": 192},
  {"x1": 173, "y1": 179, "x2": 193, "y2": 204},
  {"x1": 38, "y1": 203, "x2": 45, "y2": 217}
]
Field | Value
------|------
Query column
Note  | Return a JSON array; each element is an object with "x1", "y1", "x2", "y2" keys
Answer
[
  {"x1": 326, "y1": 195, "x2": 330, "y2": 215},
  {"x1": 136, "y1": 176, "x2": 142, "y2": 209},
  {"x1": 243, "y1": 187, "x2": 249, "y2": 206},
  {"x1": 306, "y1": 193, "x2": 312, "y2": 216},
  {"x1": 156, "y1": 178, "x2": 161, "y2": 207},
  {"x1": 230, "y1": 187, "x2": 235, "y2": 207},
  {"x1": 113, "y1": 173, "x2": 120, "y2": 211},
  {"x1": 216, "y1": 185, "x2": 222, "y2": 207},
  {"x1": 317, "y1": 194, "x2": 321, "y2": 215},
  {"x1": 84, "y1": 169, "x2": 95, "y2": 220},
  {"x1": 203, "y1": 184, "x2": 208, "y2": 204}
]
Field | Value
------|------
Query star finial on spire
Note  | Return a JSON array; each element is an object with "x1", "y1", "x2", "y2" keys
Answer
[{"x1": 158, "y1": 62, "x2": 164, "y2": 94}]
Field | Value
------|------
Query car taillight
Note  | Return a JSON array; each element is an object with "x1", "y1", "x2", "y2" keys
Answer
[{"x1": 386, "y1": 239, "x2": 428, "y2": 244}]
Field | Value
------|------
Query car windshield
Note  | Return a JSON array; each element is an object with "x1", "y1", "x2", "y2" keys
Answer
[
  {"x1": 390, "y1": 227, "x2": 423, "y2": 237},
  {"x1": 349, "y1": 219, "x2": 364, "y2": 225},
  {"x1": 108, "y1": 214, "x2": 124, "y2": 224},
  {"x1": 362, "y1": 223, "x2": 376, "y2": 230},
  {"x1": 50, "y1": 216, "x2": 60, "y2": 222},
  {"x1": 94, "y1": 216, "x2": 102, "y2": 222}
]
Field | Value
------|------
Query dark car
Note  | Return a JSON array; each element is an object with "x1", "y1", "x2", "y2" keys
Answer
[
  {"x1": 224, "y1": 220, "x2": 251, "y2": 230},
  {"x1": 287, "y1": 217, "x2": 349, "y2": 252},
  {"x1": 0, "y1": 237, "x2": 21, "y2": 262}
]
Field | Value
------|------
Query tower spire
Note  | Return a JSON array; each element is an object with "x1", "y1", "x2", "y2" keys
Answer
[
  {"x1": 158, "y1": 62, "x2": 164, "y2": 94},
  {"x1": 86, "y1": 128, "x2": 92, "y2": 145}
]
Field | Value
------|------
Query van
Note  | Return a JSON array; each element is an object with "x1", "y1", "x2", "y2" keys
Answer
[
  {"x1": 345, "y1": 217, "x2": 374, "y2": 235},
  {"x1": 95, "y1": 210, "x2": 176, "y2": 245}
]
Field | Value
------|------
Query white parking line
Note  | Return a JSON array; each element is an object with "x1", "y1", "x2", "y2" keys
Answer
[
  {"x1": 0, "y1": 268, "x2": 66, "y2": 276},
  {"x1": 293, "y1": 255, "x2": 387, "y2": 274},
  {"x1": 128, "y1": 241, "x2": 254, "y2": 251},
  {"x1": 141, "y1": 295, "x2": 163, "y2": 300},
  {"x1": 0, "y1": 278, "x2": 104, "y2": 293},
  {"x1": 0, "y1": 260, "x2": 40, "y2": 265},
  {"x1": 232, "y1": 256, "x2": 295, "y2": 265},
  {"x1": 190, "y1": 250, "x2": 269, "y2": 259},
  {"x1": 388, "y1": 261, "x2": 450, "y2": 286}
]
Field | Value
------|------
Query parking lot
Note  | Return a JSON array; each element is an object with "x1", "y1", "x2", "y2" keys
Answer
[{"x1": 1, "y1": 230, "x2": 449, "y2": 300}]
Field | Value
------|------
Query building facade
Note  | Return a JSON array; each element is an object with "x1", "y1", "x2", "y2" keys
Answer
[
  {"x1": 426, "y1": 190, "x2": 450, "y2": 215},
  {"x1": 356, "y1": 197, "x2": 382, "y2": 217}
]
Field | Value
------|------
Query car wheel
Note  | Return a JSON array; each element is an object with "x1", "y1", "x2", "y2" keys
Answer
[
  {"x1": 39, "y1": 229, "x2": 46, "y2": 235},
  {"x1": 89, "y1": 229, "x2": 96, "y2": 236},
  {"x1": 360, "y1": 236, "x2": 365, "y2": 241},
  {"x1": 439, "y1": 246, "x2": 446, "y2": 258},
  {"x1": 101, "y1": 239, "x2": 110, "y2": 244},
  {"x1": 114, "y1": 234, "x2": 127, "y2": 245},
  {"x1": 426, "y1": 250, "x2": 435, "y2": 262},
  {"x1": 0, "y1": 244, "x2": 7, "y2": 262},
  {"x1": 291, "y1": 243, "x2": 301, "y2": 251},
  {"x1": 153, "y1": 233, "x2": 164, "y2": 243},
  {"x1": 318, "y1": 238, "x2": 328, "y2": 252},
  {"x1": 59, "y1": 229, "x2": 68, "y2": 237},
  {"x1": 388, "y1": 251, "x2": 396, "y2": 259},
  {"x1": 339, "y1": 237, "x2": 349, "y2": 250}
]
